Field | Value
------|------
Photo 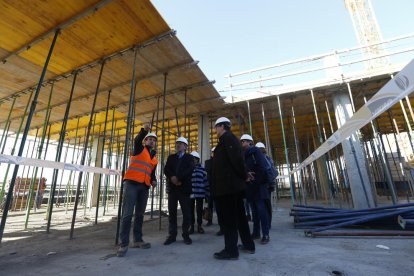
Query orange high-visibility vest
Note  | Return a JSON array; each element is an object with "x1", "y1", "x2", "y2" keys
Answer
[{"x1": 123, "y1": 147, "x2": 158, "y2": 186}]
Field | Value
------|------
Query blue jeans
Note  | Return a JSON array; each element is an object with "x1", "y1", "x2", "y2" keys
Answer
[
  {"x1": 250, "y1": 199, "x2": 269, "y2": 237},
  {"x1": 119, "y1": 180, "x2": 149, "y2": 247}
]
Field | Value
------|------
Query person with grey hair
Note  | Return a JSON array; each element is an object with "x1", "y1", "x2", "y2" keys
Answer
[{"x1": 163, "y1": 137, "x2": 195, "y2": 245}]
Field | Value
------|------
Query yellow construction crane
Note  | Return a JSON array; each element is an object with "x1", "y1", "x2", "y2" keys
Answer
[{"x1": 344, "y1": 0, "x2": 389, "y2": 69}]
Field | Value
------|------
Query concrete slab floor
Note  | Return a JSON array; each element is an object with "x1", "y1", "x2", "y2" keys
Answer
[{"x1": 0, "y1": 199, "x2": 413, "y2": 276}]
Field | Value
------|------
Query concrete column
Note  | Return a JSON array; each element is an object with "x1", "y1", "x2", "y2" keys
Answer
[
  {"x1": 332, "y1": 92, "x2": 375, "y2": 209},
  {"x1": 88, "y1": 136, "x2": 104, "y2": 208},
  {"x1": 198, "y1": 115, "x2": 210, "y2": 165}
]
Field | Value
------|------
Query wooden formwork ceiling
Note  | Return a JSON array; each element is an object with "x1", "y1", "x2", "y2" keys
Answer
[{"x1": 0, "y1": 0, "x2": 224, "y2": 147}]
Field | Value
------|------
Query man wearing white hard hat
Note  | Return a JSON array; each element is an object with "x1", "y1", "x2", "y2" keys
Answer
[
  {"x1": 117, "y1": 124, "x2": 158, "y2": 257},
  {"x1": 211, "y1": 117, "x2": 255, "y2": 260},
  {"x1": 163, "y1": 136, "x2": 194, "y2": 245},
  {"x1": 189, "y1": 151, "x2": 209, "y2": 234},
  {"x1": 255, "y1": 142, "x2": 278, "y2": 230},
  {"x1": 241, "y1": 135, "x2": 270, "y2": 245}
]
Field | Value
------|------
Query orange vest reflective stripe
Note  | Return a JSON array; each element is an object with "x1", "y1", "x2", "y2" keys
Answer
[{"x1": 123, "y1": 147, "x2": 158, "y2": 186}]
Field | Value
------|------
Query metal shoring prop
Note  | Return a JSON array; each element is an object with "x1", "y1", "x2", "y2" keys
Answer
[
  {"x1": 0, "y1": 120, "x2": 12, "y2": 154},
  {"x1": 114, "y1": 130, "x2": 121, "y2": 209},
  {"x1": 35, "y1": 123, "x2": 52, "y2": 213},
  {"x1": 325, "y1": 99, "x2": 351, "y2": 206},
  {"x1": 103, "y1": 108, "x2": 116, "y2": 215},
  {"x1": 0, "y1": 97, "x2": 17, "y2": 150},
  {"x1": 24, "y1": 83, "x2": 54, "y2": 228},
  {"x1": 261, "y1": 103, "x2": 273, "y2": 161},
  {"x1": 290, "y1": 102, "x2": 306, "y2": 205},
  {"x1": 310, "y1": 90, "x2": 335, "y2": 204},
  {"x1": 83, "y1": 115, "x2": 98, "y2": 213},
  {"x1": 21, "y1": 129, "x2": 40, "y2": 211},
  {"x1": 151, "y1": 96, "x2": 161, "y2": 219},
  {"x1": 56, "y1": 139, "x2": 70, "y2": 207},
  {"x1": 184, "y1": 89, "x2": 188, "y2": 139},
  {"x1": 70, "y1": 60, "x2": 106, "y2": 239},
  {"x1": 0, "y1": 90, "x2": 34, "y2": 200},
  {"x1": 174, "y1": 108, "x2": 181, "y2": 137},
  {"x1": 95, "y1": 89, "x2": 112, "y2": 224},
  {"x1": 0, "y1": 29, "x2": 60, "y2": 242},
  {"x1": 115, "y1": 49, "x2": 138, "y2": 244},
  {"x1": 277, "y1": 96, "x2": 295, "y2": 204},
  {"x1": 246, "y1": 100, "x2": 253, "y2": 136},
  {"x1": 388, "y1": 110, "x2": 411, "y2": 200},
  {"x1": 398, "y1": 100, "x2": 414, "y2": 195},
  {"x1": 363, "y1": 96, "x2": 397, "y2": 204},
  {"x1": 159, "y1": 72, "x2": 168, "y2": 231},
  {"x1": 46, "y1": 70, "x2": 79, "y2": 232},
  {"x1": 64, "y1": 118, "x2": 81, "y2": 210}
]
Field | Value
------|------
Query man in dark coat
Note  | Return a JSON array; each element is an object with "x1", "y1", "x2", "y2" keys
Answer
[
  {"x1": 211, "y1": 117, "x2": 255, "y2": 260},
  {"x1": 241, "y1": 135, "x2": 270, "y2": 244},
  {"x1": 163, "y1": 137, "x2": 194, "y2": 245}
]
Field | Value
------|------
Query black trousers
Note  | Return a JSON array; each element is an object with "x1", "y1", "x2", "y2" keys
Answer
[
  {"x1": 191, "y1": 198, "x2": 204, "y2": 226},
  {"x1": 215, "y1": 192, "x2": 255, "y2": 256},
  {"x1": 168, "y1": 191, "x2": 191, "y2": 237},
  {"x1": 264, "y1": 197, "x2": 272, "y2": 228}
]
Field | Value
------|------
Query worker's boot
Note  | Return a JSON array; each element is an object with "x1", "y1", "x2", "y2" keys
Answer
[{"x1": 197, "y1": 225, "x2": 205, "y2": 234}]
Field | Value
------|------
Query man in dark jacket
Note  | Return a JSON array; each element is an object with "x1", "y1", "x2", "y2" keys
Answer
[
  {"x1": 241, "y1": 135, "x2": 270, "y2": 244},
  {"x1": 211, "y1": 117, "x2": 255, "y2": 260},
  {"x1": 163, "y1": 137, "x2": 194, "y2": 245}
]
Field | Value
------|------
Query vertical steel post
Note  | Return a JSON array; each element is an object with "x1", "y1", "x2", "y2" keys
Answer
[
  {"x1": 46, "y1": 70, "x2": 79, "y2": 232},
  {"x1": 103, "y1": 108, "x2": 116, "y2": 215},
  {"x1": 291, "y1": 104, "x2": 306, "y2": 204},
  {"x1": 24, "y1": 82, "x2": 54, "y2": 228},
  {"x1": 277, "y1": 96, "x2": 295, "y2": 203},
  {"x1": 174, "y1": 108, "x2": 181, "y2": 137},
  {"x1": 0, "y1": 29, "x2": 59, "y2": 242},
  {"x1": 95, "y1": 89, "x2": 112, "y2": 224},
  {"x1": 246, "y1": 100, "x2": 253, "y2": 136},
  {"x1": 115, "y1": 49, "x2": 138, "y2": 244},
  {"x1": 70, "y1": 60, "x2": 105, "y2": 239},
  {"x1": 159, "y1": 72, "x2": 168, "y2": 230}
]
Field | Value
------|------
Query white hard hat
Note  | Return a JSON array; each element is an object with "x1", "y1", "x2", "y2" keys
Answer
[
  {"x1": 240, "y1": 134, "x2": 253, "y2": 141},
  {"x1": 144, "y1": 132, "x2": 157, "y2": 140},
  {"x1": 211, "y1": 147, "x2": 216, "y2": 152},
  {"x1": 176, "y1": 137, "x2": 188, "y2": 145},
  {"x1": 190, "y1": 151, "x2": 200, "y2": 159},
  {"x1": 214, "y1": 117, "x2": 231, "y2": 126},
  {"x1": 255, "y1": 142, "x2": 265, "y2": 148}
]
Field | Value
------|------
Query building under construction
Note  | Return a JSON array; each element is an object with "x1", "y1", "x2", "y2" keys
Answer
[{"x1": 1, "y1": 1, "x2": 414, "y2": 275}]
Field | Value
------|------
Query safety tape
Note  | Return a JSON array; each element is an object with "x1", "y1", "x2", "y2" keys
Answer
[
  {"x1": 291, "y1": 58, "x2": 414, "y2": 174},
  {"x1": 0, "y1": 153, "x2": 121, "y2": 176}
]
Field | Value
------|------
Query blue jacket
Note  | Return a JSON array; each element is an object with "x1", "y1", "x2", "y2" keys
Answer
[{"x1": 244, "y1": 146, "x2": 269, "y2": 201}]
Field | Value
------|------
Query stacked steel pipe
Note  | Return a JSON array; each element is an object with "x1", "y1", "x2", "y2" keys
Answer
[{"x1": 291, "y1": 203, "x2": 414, "y2": 237}]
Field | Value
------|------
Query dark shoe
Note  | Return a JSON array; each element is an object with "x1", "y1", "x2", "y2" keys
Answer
[
  {"x1": 197, "y1": 225, "x2": 205, "y2": 234},
  {"x1": 116, "y1": 246, "x2": 128, "y2": 257},
  {"x1": 238, "y1": 244, "x2": 255, "y2": 254},
  {"x1": 206, "y1": 221, "x2": 212, "y2": 226},
  {"x1": 260, "y1": 235, "x2": 270, "y2": 244},
  {"x1": 251, "y1": 233, "x2": 260, "y2": 240},
  {"x1": 214, "y1": 250, "x2": 238, "y2": 260},
  {"x1": 246, "y1": 214, "x2": 252, "y2": 221},
  {"x1": 188, "y1": 225, "x2": 194, "y2": 235},
  {"x1": 182, "y1": 234, "x2": 192, "y2": 245},
  {"x1": 131, "y1": 241, "x2": 151, "y2": 249},
  {"x1": 163, "y1": 236, "x2": 176, "y2": 245},
  {"x1": 216, "y1": 230, "x2": 224, "y2": 236}
]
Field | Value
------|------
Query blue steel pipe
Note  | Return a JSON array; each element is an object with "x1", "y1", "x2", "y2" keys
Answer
[{"x1": 305, "y1": 206, "x2": 414, "y2": 235}]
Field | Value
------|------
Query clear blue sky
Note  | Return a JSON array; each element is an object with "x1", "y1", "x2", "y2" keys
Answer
[{"x1": 151, "y1": 0, "x2": 414, "y2": 92}]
